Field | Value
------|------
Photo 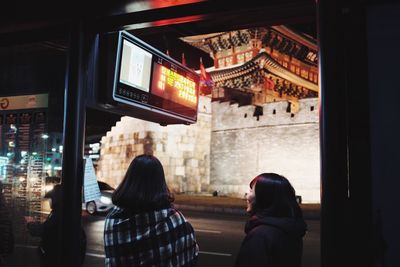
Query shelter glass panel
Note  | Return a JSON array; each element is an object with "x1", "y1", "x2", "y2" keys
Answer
[{"x1": 0, "y1": 39, "x2": 66, "y2": 267}]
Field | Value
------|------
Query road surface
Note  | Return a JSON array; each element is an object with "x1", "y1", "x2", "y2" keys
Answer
[
  {"x1": 9, "y1": 210, "x2": 319, "y2": 267},
  {"x1": 82, "y1": 210, "x2": 320, "y2": 267}
]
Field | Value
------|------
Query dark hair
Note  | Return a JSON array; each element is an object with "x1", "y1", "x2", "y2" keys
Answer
[
  {"x1": 249, "y1": 173, "x2": 302, "y2": 218},
  {"x1": 112, "y1": 154, "x2": 173, "y2": 212}
]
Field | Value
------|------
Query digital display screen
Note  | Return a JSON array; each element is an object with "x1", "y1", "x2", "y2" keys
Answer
[
  {"x1": 112, "y1": 31, "x2": 200, "y2": 123},
  {"x1": 119, "y1": 39, "x2": 152, "y2": 92}
]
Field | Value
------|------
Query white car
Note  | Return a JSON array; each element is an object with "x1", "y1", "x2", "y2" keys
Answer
[{"x1": 83, "y1": 181, "x2": 115, "y2": 215}]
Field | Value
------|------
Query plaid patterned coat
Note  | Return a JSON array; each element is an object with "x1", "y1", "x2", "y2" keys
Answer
[{"x1": 104, "y1": 206, "x2": 198, "y2": 267}]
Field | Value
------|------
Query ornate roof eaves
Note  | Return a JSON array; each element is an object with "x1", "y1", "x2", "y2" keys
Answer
[
  {"x1": 271, "y1": 25, "x2": 317, "y2": 51},
  {"x1": 209, "y1": 52, "x2": 319, "y2": 92}
]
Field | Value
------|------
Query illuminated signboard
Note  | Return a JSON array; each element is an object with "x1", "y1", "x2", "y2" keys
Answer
[
  {"x1": 151, "y1": 65, "x2": 197, "y2": 109},
  {"x1": 110, "y1": 31, "x2": 200, "y2": 124}
]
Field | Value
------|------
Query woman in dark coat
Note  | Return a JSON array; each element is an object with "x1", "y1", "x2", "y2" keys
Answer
[
  {"x1": 27, "y1": 184, "x2": 86, "y2": 267},
  {"x1": 235, "y1": 173, "x2": 307, "y2": 267}
]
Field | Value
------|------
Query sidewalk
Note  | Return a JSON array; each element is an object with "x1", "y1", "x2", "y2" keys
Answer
[{"x1": 173, "y1": 194, "x2": 320, "y2": 219}]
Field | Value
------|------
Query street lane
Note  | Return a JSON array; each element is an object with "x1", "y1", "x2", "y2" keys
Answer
[
  {"x1": 82, "y1": 210, "x2": 320, "y2": 267},
  {"x1": 9, "y1": 210, "x2": 319, "y2": 267},
  {"x1": 183, "y1": 210, "x2": 246, "y2": 267},
  {"x1": 82, "y1": 210, "x2": 245, "y2": 267}
]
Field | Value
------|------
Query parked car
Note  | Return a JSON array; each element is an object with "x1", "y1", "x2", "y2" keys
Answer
[{"x1": 83, "y1": 181, "x2": 115, "y2": 215}]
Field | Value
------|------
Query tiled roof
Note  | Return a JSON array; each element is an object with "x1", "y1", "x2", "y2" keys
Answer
[{"x1": 209, "y1": 51, "x2": 318, "y2": 92}]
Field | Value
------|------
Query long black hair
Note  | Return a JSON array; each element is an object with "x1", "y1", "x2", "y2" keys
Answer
[
  {"x1": 249, "y1": 173, "x2": 302, "y2": 218},
  {"x1": 112, "y1": 154, "x2": 174, "y2": 212}
]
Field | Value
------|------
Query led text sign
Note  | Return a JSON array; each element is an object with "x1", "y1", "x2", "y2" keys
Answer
[{"x1": 152, "y1": 65, "x2": 197, "y2": 108}]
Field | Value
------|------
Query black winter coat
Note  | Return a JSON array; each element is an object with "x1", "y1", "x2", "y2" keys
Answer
[
  {"x1": 27, "y1": 209, "x2": 87, "y2": 267},
  {"x1": 235, "y1": 212, "x2": 307, "y2": 267}
]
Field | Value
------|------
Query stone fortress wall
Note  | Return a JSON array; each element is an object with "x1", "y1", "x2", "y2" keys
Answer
[
  {"x1": 96, "y1": 96, "x2": 212, "y2": 193},
  {"x1": 96, "y1": 96, "x2": 320, "y2": 203},
  {"x1": 210, "y1": 98, "x2": 320, "y2": 203}
]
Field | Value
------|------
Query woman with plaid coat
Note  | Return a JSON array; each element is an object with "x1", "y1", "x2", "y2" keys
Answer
[{"x1": 104, "y1": 154, "x2": 199, "y2": 267}]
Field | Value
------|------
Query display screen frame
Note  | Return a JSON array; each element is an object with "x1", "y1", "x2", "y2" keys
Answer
[{"x1": 112, "y1": 31, "x2": 200, "y2": 123}]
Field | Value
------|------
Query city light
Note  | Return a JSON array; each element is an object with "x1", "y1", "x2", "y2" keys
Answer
[
  {"x1": 0, "y1": 157, "x2": 8, "y2": 165},
  {"x1": 10, "y1": 124, "x2": 17, "y2": 132},
  {"x1": 0, "y1": 157, "x2": 8, "y2": 181},
  {"x1": 89, "y1": 143, "x2": 100, "y2": 149},
  {"x1": 45, "y1": 184, "x2": 55, "y2": 192},
  {"x1": 41, "y1": 134, "x2": 49, "y2": 139}
]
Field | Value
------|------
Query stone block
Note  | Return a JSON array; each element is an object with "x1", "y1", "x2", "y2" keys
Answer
[
  {"x1": 175, "y1": 158, "x2": 184, "y2": 166},
  {"x1": 156, "y1": 143, "x2": 163, "y2": 152},
  {"x1": 175, "y1": 166, "x2": 185, "y2": 176}
]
